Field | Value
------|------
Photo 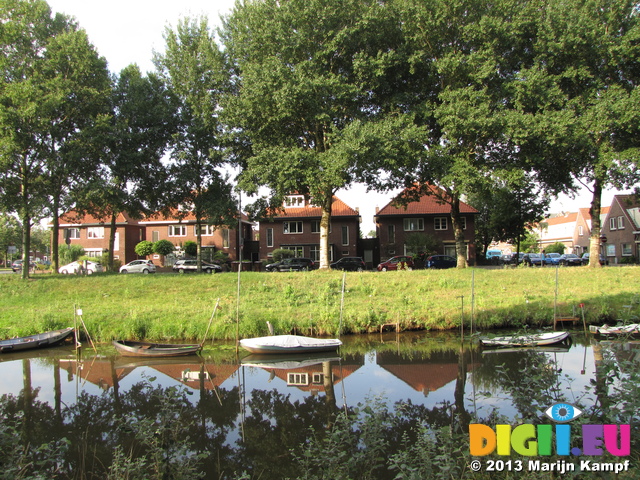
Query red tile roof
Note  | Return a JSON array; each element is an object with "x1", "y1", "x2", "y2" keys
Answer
[
  {"x1": 271, "y1": 196, "x2": 359, "y2": 219},
  {"x1": 57, "y1": 210, "x2": 136, "y2": 225},
  {"x1": 376, "y1": 184, "x2": 478, "y2": 216}
]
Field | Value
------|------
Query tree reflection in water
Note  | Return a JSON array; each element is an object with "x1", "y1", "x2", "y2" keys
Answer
[{"x1": 1, "y1": 338, "x2": 639, "y2": 479}]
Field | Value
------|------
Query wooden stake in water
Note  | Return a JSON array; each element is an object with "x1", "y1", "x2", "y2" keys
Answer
[
  {"x1": 339, "y1": 271, "x2": 346, "y2": 337},
  {"x1": 75, "y1": 306, "x2": 97, "y2": 354},
  {"x1": 200, "y1": 299, "x2": 220, "y2": 349}
]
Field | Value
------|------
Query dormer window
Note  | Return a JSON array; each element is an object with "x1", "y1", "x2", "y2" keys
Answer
[{"x1": 284, "y1": 195, "x2": 305, "y2": 208}]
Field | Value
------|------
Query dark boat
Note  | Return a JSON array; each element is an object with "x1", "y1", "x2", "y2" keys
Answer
[
  {"x1": 0, "y1": 327, "x2": 75, "y2": 353},
  {"x1": 112, "y1": 340, "x2": 201, "y2": 357}
]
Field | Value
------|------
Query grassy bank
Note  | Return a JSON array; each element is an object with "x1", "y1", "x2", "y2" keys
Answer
[{"x1": 0, "y1": 266, "x2": 638, "y2": 343}]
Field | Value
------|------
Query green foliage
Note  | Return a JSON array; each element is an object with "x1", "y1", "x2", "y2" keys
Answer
[
  {"x1": 152, "y1": 239, "x2": 175, "y2": 256},
  {"x1": 545, "y1": 242, "x2": 566, "y2": 254},
  {"x1": 59, "y1": 244, "x2": 85, "y2": 264},
  {"x1": 183, "y1": 240, "x2": 197, "y2": 257},
  {"x1": 271, "y1": 248, "x2": 294, "y2": 262},
  {"x1": 135, "y1": 240, "x2": 154, "y2": 257}
]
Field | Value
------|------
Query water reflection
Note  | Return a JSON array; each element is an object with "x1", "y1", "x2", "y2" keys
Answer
[{"x1": 1, "y1": 333, "x2": 638, "y2": 479}]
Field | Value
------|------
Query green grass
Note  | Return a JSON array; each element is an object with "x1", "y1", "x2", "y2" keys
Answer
[{"x1": 0, "y1": 266, "x2": 638, "y2": 343}]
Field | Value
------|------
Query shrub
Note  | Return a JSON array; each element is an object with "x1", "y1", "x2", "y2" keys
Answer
[
  {"x1": 59, "y1": 244, "x2": 85, "y2": 264},
  {"x1": 135, "y1": 241, "x2": 154, "y2": 257},
  {"x1": 272, "y1": 248, "x2": 295, "y2": 262},
  {"x1": 183, "y1": 241, "x2": 197, "y2": 257},
  {"x1": 545, "y1": 242, "x2": 566, "y2": 254},
  {"x1": 153, "y1": 239, "x2": 175, "y2": 256}
]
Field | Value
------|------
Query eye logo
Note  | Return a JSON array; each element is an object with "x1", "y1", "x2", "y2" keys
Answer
[{"x1": 544, "y1": 403, "x2": 583, "y2": 423}]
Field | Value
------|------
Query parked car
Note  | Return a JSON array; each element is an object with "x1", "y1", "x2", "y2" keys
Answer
[
  {"x1": 11, "y1": 259, "x2": 36, "y2": 272},
  {"x1": 59, "y1": 260, "x2": 103, "y2": 274},
  {"x1": 377, "y1": 256, "x2": 413, "y2": 271},
  {"x1": 523, "y1": 253, "x2": 545, "y2": 266},
  {"x1": 545, "y1": 253, "x2": 561, "y2": 265},
  {"x1": 330, "y1": 257, "x2": 366, "y2": 271},
  {"x1": 558, "y1": 254, "x2": 582, "y2": 266},
  {"x1": 485, "y1": 249, "x2": 502, "y2": 265},
  {"x1": 173, "y1": 259, "x2": 222, "y2": 274},
  {"x1": 120, "y1": 260, "x2": 156, "y2": 274},
  {"x1": 265, "y1": 257, "x2": 316, "y2": 272},
  {"x1": 580, "y1": 253, "x2": 608, "y2": 266},
  {"x1": 425, "y1": 255, "x2": 456, "y2": 269},
  {"x1": 501, "y1": 252, "x2": 525, "y2": 265}
]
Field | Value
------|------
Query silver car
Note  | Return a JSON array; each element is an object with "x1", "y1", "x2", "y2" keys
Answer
[
  {"x1": 119, "y1": 260, "x2": 156, "y2": 274},
  {"x1": 59, "y1": 260, "x2": 104, "y2": 275}
]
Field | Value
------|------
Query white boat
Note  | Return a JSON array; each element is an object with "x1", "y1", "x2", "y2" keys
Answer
[
  {"x1": 480, "y1": 331, "x2": 571, "y2": 348},
  {"x1": 589, "y1": 323, "x2": 640, "y2": 337},
  {"x1": 239, "y1": 334, "x2": 342, "y2": 354},
  {"x1": 241, "y1": 353, "x2": 341, "y2": 369}
]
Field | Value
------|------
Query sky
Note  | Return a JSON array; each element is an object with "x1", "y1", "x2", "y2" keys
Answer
[{"x1": 46, "y1": 0, "x2": 627, "y2": 234}]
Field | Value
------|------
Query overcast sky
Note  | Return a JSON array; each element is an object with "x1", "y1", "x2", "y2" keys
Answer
[{"x1": 45, "y1": 0, "x2": 625, "y2": 233}]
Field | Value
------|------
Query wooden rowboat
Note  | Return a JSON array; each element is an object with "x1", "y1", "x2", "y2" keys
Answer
[
  {"x1": 0, "y1": 327, "x2": 75, "y2": 353},
  {"x1": 480, "y1": 331, "x2": 571, "y2": 348},
  {"x1": 112, "y1": 340, "x2": 201, "y2": 357},
  {"x1": 589, "y1": 323, "x2": 640, "y2": 337},
  {"x1": 239, "y1": 335, "x2": 342, "y2": 354}
]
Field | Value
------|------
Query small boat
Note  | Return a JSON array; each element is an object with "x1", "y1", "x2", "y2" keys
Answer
[
  {"x1": 241, "y1": 353, "x2": 341, "y2": 369},
  {"x1": 0, "y1": 327, "x2": 75, "y2": 353},
  {"x1": 480, "y1": 331, "x2": 571, "y2": 348},
  {"x1": 239, "y1": 334, "x2": 342, "y2": 354},
  {"x1": 589, "y1": 323, "x2": 640, "y2": 337},
  {"x1": 112, "y1": 340, "x2": 201, "y2": 357}
]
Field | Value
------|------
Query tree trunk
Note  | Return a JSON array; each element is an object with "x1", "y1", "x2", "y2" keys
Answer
[
  {"x1": 319, "y1": 194, "x2": 332, "y2": 269},
  {"x1": 20, "y1": 212, "x2": 31, "y2": 280},
  {"x1": 588, "y1": 177, "x2": 603, "y2": 268},
  {"x1": 108, "y1": 213, "x2": 117, "y2": 271},
  {"x1": 51, "y1": 198, "x2": 60, "y2": 273},
  {"x1": 450, "y1": 197, "x2": 468, "y2": 268}
]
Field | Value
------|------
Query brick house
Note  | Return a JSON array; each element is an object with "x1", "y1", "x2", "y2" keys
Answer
[
  {"x1": 55, "y1": 210, "x2": 253, "y2": 267},
  {"x1": 257, "y1": 195, "x2": 361, "y2": 263},
  {"x1": 374, "y1": 185, "x2": 479, "y2": 263},
  {"x1": 537, "y1": 206, "x2": 610, "y2": 255},
  {"x1": 600, "y1": 194, "x2": 640, "y2": 264},
  {"x1": 56, "y1": 211, "x2": 144, "y2": 265}
]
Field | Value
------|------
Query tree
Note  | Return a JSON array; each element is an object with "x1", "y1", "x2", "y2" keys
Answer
[
  {"x1": 155, "y1": 17, "x2": 237, "y2": 273},
  {"x1": 78, "y1": 64, "x2": 177, "y2": 272},
  {"x1": 0, "y1": 0, "x2": 110, "y2": 278},
  {"x1": 0, "y1": 214, "x2": 21, "y2": 266},
  {"x1": 509, "y1": 0, "x2": 640, "y2": 267},
  {"x1": 221, "y1": 0, "x2": 415, "y2": 268},
  {"x1": 153, "y1": 239, "x2": 175, "y2": 257},
  {"x1": 135, "y1": 240, "x2": 154, "y2": 257}
]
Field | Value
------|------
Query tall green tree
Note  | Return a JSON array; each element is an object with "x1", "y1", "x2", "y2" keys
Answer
[
  {"x1": 156, "y1": 17, "x2": 238, "y2": 271},
  {"x1": 0, "y1": 213, "x2": 21, "y2": 266},
  {"x1": 79, "y1": 64, "x2": 177, "y2": 271},
  {"x1": 0, "y1": 0, "x2": 110, "y2": 277},
  {"x1": 509, "y1": 0, "x2": 640, "y2": 267},
  {"x1": 221, "y1": 0, "x2": 416, "y2": 268}
]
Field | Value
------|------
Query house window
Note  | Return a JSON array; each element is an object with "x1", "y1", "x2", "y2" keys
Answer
[
  {"x1": 152, "y1": 230, "x2": 160, "y2": 242},
  {"x1": 341, "y1": 226, "x2": 349, "y2": 245},
  {"x1": 606, "y1": 244, "x2": 615, "y2": 257},
  {"x1": 610, "y1": 217, "x2": 617, "y2": 230},
  {"x1": 87, "y1": 227, "x2": 104, "y2": 239},
  {"x1": 284, "y1": 195, "x2": 305, "y2": 207},
  {"x1": 169, "y1": 225, "x2": 186, "y2": 237},
  {"x1": 283, "y1": 221, "x2": 303, "y2": 234},
  {"x1": 622, "y1": 243, "x2": 632, "y2": 256},
  {"x1": 435, "y1": 217, "x2": 448, "y2": 230},
  {"x1": 617, "y1": 216, "x2": 625, "y2": 229},
  {"x1": 403, "y1": 218, "x2": 424, "y2": 231},
  {"x1": 312, "y1": 373, "x2": 324, "y2": 384},
  {"x1": 578, "y1": 225, "x2": 584, "y2": 236},
  {"x1": 195, "y1": 224, "x2": 214, "y2": 236},
  {"x1": 288, "y1": 246, "x2": 304, "y2": 257},
  {"x1": 222, "y1": 229, "x2": 230, "y2": 248},
  {"x1": 311, "y1": 220, "x2": 321, "y2": 233},
  {"x1": 388, "y1": 225, "x2": 395, "y2": 243},
  {"x1": 66, "y1": 228, "x2": 80, "y2": 239},
  {"x1": 266, "y1": 228, "x2": 274, "y2": 247},
  {"x1": 287, "y1": 373, "x2": 309, "y2": 386},
  {"x1": 309, "y1": 245, "x2": 320, "y2": 262}
]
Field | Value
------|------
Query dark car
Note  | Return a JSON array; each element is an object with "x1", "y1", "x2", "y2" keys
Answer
[
  {"x1": 172, "y1": 259, "x2": 222, "y2": 274},
  {"x1": 558, "y1": 253, "x2": 582, "y2": 266},
  {"x1": 501, "y1": 252, "x2": 526, "y2": 265},
  {"x1": 330, "y1": 257, "x2": 366, "y2": 271},
  {"x1": 11, "y1": 259, "x2": 36, "y2": 272},
  {"x1": 265, "y1": 257, "x2": 316, "y2": 272},
  {"x1": 425, "y1": 255, "x2": 456, "y2": 269},
  {"x1": 523, "y1": 253, "x2": 546, "y2": 266},
  {"x1": 377, "y1": 256, "x2": 413, "y2": 271},
  {"x1": 580, "y1": 253, "x2": 607, "y2": 266}
]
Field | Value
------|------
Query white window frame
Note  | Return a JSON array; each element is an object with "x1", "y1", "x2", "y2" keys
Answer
[
  {"x1": 610, "y1": 217, "x2": 617, "y2": 230},
  {"x1": 403, "y1": 218, "x2": 424, "y2": 232},
  {"x1": 622, "y1": 243, "x2": 632, "y2": 256},
  {"x1": 578, "y1": 225, "x2": 584, "y2": 236},
  {"x1": 617, "y1": 216, "x2": 625, "y2": 229},
  {"x1": 222, "y1": 229, "x2": 230, "y2": 248},
  {"x1": 311, "y1": 220, "x2": 321, "y2": 234},
  {"x1": 284, "y1": 195, "x2": 305, "y2": 207},
  {"x1": 169, "y1": 225, "x2": 187, "y2": 237},
  {"x1": 435, "y1": 217, "x2": 448, "y2": 230},
  {"x1": 341, "y1": 226, "x2": 349, "y2": 246},
  {"x1": 266, "y1": 228, "x2": 274, "y2": 248},
  {"x1": 287, "y1": 373, "x2": 309, "y2": 386},
  {"x1": 309, "y1": 245, "x2": 320, "y2": 262},
  {"x1": 283, "y1": 221, "x2": 303, "y2": 234},
  {"x1": 87, "y1": 227, "x2": 104, "y2": 239},
  {"x1": 67, "y1": 228, "x2": 80, "y2": 239},
  {"x1": 152, "y1": 230, "x2": 160, "y2": 242},
  {"x1": 194, "y1": 224, "x2": 214, "y2": 236}
]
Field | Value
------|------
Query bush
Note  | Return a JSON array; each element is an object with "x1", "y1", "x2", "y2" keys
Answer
[
  {"x1": 59, "y1": 244, "x2": 85, "y2": 264},
  {"x1": 272, "y1": 248, "x2": 295, "y2": 262},
  {"x1": 153, "y1": 240, "x2": 175, "y2": 256},
  {"x1": 135, "y1": 241, "x2": 154, "y2": 257},
  {"x1": 544, "y1": 242, "x2": 565, "y2": 254},
  {"x1": 183, "y1": 241, "x2": 197, "y2": 257}
]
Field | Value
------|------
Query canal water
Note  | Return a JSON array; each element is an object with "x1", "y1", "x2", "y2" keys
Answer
[{"x1": 1, "y1": 331, "x2": 637, "y2": 479}]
